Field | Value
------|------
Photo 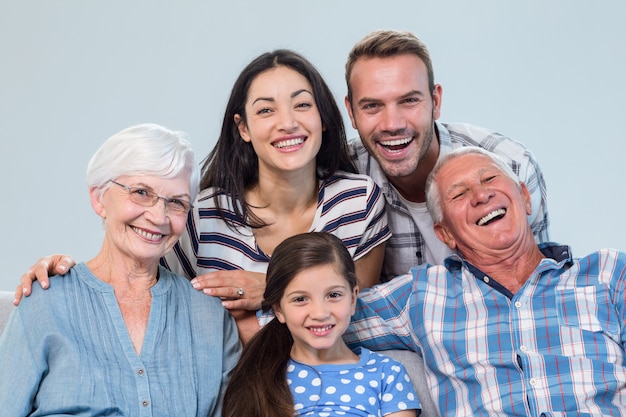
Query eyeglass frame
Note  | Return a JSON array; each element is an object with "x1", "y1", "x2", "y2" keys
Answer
[{"x1": 109, "y1": 180, "x2": 193, "y2": 214}]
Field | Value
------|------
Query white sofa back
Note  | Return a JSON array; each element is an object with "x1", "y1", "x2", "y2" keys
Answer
[{"x1": 0, "y1": 291, "x2": 14, "y2": 336}]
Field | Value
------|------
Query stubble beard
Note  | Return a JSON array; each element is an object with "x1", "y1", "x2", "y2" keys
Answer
[{"x1": 367, "y1": 115, "x2": 437, "y2": 180}]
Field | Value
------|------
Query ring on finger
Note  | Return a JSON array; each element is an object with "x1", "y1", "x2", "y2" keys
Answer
[{"x1": 236, "y1": 287, "x2": 244, "y2": 298}]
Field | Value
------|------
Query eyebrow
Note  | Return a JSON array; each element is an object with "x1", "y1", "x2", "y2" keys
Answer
[
  {"x1": 251, "y1": 89, "x2": 313, "y2": 105},
  {"x1": 284, "y1": 284, "x2": 349, "y2": 298},
  {"x1": 356, "y1": 89, "x2": 425, "y2": 106}
]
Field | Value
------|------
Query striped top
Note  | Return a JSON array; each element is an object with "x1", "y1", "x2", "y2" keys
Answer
[
  {"x1": 162, "y1": 171, "x2": 390, "y2": 279},
  {"x1": 344, "y1": 244, "x2": 626, "y2": 416}
]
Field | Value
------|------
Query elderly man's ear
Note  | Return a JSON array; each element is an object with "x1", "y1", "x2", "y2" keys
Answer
[
  {"x1": 434, "y1": 224, "x2": 456, "y2": 250},
  {"x1": 520, "y1": 182, "x2": 532, "y2": 215}
]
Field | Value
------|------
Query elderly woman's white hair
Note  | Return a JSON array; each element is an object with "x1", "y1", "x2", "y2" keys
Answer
[
  {"x1": 425, "y1": 146, "x2": 521, "y2": 224},
  {"x1": 86, "y1": 123, "x2": 200, "y2": 202}
]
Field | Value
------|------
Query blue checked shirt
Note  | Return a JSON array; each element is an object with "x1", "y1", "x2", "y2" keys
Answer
[
  {"x1": 350, "y1": 121, "x2": 550, "y2": 281},
  {"x1": 344, "y1": 243, "x2": 626, "y2": 416}
]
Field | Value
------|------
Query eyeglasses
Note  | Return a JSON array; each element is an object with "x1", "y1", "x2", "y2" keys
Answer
[{"x1": 109, "y1": 180, "x2": 193, "y2": 215}]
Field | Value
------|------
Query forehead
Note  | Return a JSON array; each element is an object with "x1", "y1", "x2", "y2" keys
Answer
[
  {"x1": 285, "y1": 264, "x2": 346, "y2": 291},
  {"x1": 248, "y1": 66, "x2": 312, "y2": 97},
  {"x1": 349, "y1": 54, "x2": 428, "y2": 90},
  {"x1": 438, "y1": 154, "x2": 501, "y2": 186}
]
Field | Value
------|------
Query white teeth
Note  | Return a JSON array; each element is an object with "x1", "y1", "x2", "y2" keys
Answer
[
  {"x1": 132, "y1": 226, "x2": 163, "y2": 241},
  {"x1": 380, "y1": 137, "x2": 412, "y2": 147},
  {"x1": 274, "y1": 137, "x2": 304, "y2": 148},
  {"x1": 309, "y1": 325, "x2": 333, "y2": 334},
  {"x1": 477, "y1": 209, "x2": 506, "y2": 226}
]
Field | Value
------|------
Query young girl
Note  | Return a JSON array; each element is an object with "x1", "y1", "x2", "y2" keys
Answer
[{"x1": 223, "y1": 232, "x2": 419, "y2": 417}]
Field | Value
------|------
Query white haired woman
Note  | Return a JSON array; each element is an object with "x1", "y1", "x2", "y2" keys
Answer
[{"x1": 0, "y1": 123, "x2": 240, "y2": 416}]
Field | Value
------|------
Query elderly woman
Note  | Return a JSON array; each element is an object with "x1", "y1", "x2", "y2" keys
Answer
[{"x1": 0, "y1": 123, "x2": 241, "y2": 416}]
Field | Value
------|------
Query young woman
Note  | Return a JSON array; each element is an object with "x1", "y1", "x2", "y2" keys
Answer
[
  {"x1": 17, "y1": 50, "x2": 390, "y2": 342},
  {"x1": 223, "y1": 232, "x2": 419, "y2": 417}
]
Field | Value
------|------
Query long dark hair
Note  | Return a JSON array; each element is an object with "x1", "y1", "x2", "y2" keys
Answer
[
  {"x1": 200, "y1": 49, "x2": 356, "y2": 229},
  {"x1": 222, "y1": 232, "x2": 358, "y2": 417}
]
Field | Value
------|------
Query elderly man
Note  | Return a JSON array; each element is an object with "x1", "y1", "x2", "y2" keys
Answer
[
  {"x1": 345, "y1": 146, "x2": 626, "y2": 416},
  {"x1": 344, "y1": 30, "x2": 550, "y2": 280}
]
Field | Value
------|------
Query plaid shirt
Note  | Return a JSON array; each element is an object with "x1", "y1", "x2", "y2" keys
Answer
[
  {"x1": 344, "y1": 244, "x2": 626, "y2": 416},
  {"x1": 350, "y1": 121, "x2": 550, "y2": 281}
]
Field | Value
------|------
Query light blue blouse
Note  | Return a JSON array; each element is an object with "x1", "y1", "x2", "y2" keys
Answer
[{"x1": 0, "y1": 263, "x2": 241, "y2": 417}]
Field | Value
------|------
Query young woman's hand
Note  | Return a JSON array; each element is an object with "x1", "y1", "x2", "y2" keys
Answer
[
  {"x1": 14, "y1": 254, "x2": 76, "y2": 305},
  {"x1": 191, "y1": 270, "x2": 266, "y2": 311}
]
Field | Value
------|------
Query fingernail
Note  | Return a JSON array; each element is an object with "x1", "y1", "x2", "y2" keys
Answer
[
  {"x1": 59, "y1": 265, "x2": 67, "y2": 272},
  {"x1": 42, "y1": 282, "x2": 48, "y2": 289},
  {"x1": 202, "y1": 288, "x2": 212, "y2": 295}
]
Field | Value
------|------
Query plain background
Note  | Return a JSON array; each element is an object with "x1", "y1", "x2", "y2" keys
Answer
[{"x1": 1, "y1": 1, "x2": 625, "y2": 291}]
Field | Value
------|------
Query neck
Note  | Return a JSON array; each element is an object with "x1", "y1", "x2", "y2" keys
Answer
[
  {"x1": 462, "y1": 239, "x2": 544, "y2": 294},
  {"x1": 388, "y1": 131, "x2": 440, "y2": 203},
  {"x1": 87, "y1": 249, "x2": 159, "y2": 293},
  {"x1": 250, "y1": 169, "x2": 318, "y2": 216}
]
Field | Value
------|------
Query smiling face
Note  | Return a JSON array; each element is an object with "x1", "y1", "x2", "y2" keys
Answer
[
  {"x1": 92, "y1": 173, "x2": 191, "y2": 267},
  {"x1": 433, "y1": 153, "x2": 534, "y2": 259},
  {"x1": 236, "y1": 65, "x2": 323, "y2": 178},
  {"x1": 273, "y1": 263, "x2": 358, "y2": 363},
  {"x1": 345, "y1": 54, "x2": 442, "y2": 180}
]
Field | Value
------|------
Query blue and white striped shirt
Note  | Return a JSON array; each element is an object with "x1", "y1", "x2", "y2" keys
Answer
[
  {"x1": 345, "y1": 243, "x2": 626, "y2": 416},
  {"x1": 163, "y1": 171, "x2": 390, "y2": 279}
]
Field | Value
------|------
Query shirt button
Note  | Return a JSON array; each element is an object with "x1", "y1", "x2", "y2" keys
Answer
[
  {"x1": 515, "y1": 301, "x2": 522, "y2": 308},
  {"x1": 530, "y1": 378, "x2": 538, "y2": 386},
  {"x1": 142, "y1": 400, "x2": 149, "y2": 407},
  {"x1": 138, "y1": 369, "x2": 144, "y2": 375},
  {"x1": 520, "y1": 345, "x2": 527, "y2": 352},
  {"x1": 483, "y1": 276, "x2": 490, "y2": 283}
]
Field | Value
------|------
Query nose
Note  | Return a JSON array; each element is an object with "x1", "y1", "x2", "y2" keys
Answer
[
  {"x1": 470, "y1": 185, "x2": 494, "y2": 206},
  {"x1": 309, "y1": 299, "x2": 330, "y2": 320},
  {"x1": 146, "y1": 198, "x2": 169, "y2": 222},
  {"x1": 379, "y1": 105, "x2": 406, "y2": 134},
  {"x1": 278, "y1": 108, "x2": 298, "y2": 132}
]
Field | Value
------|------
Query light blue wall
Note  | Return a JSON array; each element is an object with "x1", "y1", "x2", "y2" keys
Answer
[{"x1": 2, "y1": 0, "x2": 625, "y2": 290}]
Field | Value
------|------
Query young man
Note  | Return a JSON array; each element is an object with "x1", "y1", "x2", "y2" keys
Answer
[{"x1": 344, "y1": 30, "x2": 550, "y2": 280}]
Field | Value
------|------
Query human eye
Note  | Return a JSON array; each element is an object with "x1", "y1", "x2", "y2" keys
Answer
[
  {"x1": 482, "y1": 175, "x2": 497, "y2": 183},
  {"x1": 328, "y1": 291, "x2": 343, "y2": 299},
  {"x1": 167, "y1": 198, "x2": 190, "y2": 213},
  {"x1": 130, "y1": 187, "x2": 155, "y2": 203},
  {"x1": 295, "y1": 101, "x2": 313, "y2": 110},
  {"x1": 450, "y1": 189, "x2": 467, "y2": 201},
  {"x1": 255, "y1": 107, "x2": 272, "y2": 115},
  {"x1": 292, "y1": 295, "x2": 307, "y2": 304},
  {"x1": 360, "y1": 102, "x2": 380, "y2": 111}
]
